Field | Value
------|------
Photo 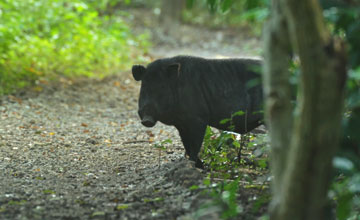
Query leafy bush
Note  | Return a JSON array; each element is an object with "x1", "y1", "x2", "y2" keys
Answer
[
  {"x1": 184, "y1": 0, "x2": 269, "y2": 35},
  {"x1": 0, "y1": 0, "x2": 149, "y2": 95},
  {"x1": 330, "y1": 158, "x2": 360, "y2": 220},
  {"x1": 201, "y1": 127, "x2": 268, "y2": 174},
  {"x1": 194, "y1": 178, "x2": 242, "y2": 220}
]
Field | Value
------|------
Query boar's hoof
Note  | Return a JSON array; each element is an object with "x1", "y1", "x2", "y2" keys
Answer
[
  {"x1": 195, "y1": 159, "x2": 204, "y2": 169},
  {"x1": 141, "y1": 115, "x2": 156, "y2": 127}
]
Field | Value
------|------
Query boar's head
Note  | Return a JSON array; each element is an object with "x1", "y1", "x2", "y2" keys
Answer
[{"x1": 132, "y1": 61, "x2": 180, "y2": 127}]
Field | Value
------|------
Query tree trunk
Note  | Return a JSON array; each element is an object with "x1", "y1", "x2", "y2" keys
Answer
[
  {"x1": 262, "y1": 0, "x2": 293, "y2": 215},
  {"x1": 160, "y1": 0, "x2": 184, "y2": 36},
  {"x1": 264, "y1": 0, "x2": 348, "y2": 219}
]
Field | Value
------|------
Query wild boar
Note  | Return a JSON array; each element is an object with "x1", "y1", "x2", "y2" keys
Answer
[{"x1": 132, "y1": 55, "x2": 263, "y2": 168}]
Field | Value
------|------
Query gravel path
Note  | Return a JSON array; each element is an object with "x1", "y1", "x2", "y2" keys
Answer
[{"x1": 0, "y1": 73, "x2": 208, "y2": 220}]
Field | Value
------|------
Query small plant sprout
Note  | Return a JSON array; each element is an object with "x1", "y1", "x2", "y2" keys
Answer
[{"x1": 153, "y1": 139, "x2": 172, "y2": 167}]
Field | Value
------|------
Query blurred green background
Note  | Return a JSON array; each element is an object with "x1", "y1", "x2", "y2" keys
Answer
[{"x1": 0, "y1": 0, "x2": 269, "y2": 95}]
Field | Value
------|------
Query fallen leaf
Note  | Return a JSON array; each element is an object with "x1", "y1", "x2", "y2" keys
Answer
[
  {"x1": 146, "y1": 131, "x2": 154, "y2": 137},
  {"x1": 38, "y1": 79, "x2": 48, "y2": 84},
  {"x1": 109, "y1": 122, "x2": 117, "y2": 126},
  {"x1": 8, "y1": 95, "x2": 22, "y2": 104},
  {"x1": 27, "y1": 67, "x2": 42, "y2": 75},
  {"x1": 113, "y1": 81, "x2": 121, "y2": 87},
  {"x1": 33, "y1": 86, "x2": 43, "y2": 92}
]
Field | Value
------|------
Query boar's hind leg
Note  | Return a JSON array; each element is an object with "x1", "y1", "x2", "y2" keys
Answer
[{"x1": 176, "y1": 122, "x2": 207, "y2": 169}]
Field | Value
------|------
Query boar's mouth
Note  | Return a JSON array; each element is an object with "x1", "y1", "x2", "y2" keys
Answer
[{"x1": 141, "y1": 115, "x2": 157, "y2": 127}]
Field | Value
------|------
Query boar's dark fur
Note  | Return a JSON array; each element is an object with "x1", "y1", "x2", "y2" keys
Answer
[{"x1": 132, "y1": 55, "x2": 263, "y2": 168}]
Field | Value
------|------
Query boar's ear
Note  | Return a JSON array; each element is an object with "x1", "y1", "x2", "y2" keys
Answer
[
  {"x1": 166, "y1": 63, "x2": 181, "y2": 78},
  {"x1": 132, "y1": 65, "x2": 146, "y2": 81}
]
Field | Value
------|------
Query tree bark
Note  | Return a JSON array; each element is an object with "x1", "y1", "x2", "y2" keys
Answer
[
  {"x1": 264, "y1": 0, "x2": 348, "y2": 219},
  {"x1": 160, "y1": 0, "x2": 184, "y2": 36},
  {"x1": 262, "y1": 0, "x2": 293, "y2": 215}
]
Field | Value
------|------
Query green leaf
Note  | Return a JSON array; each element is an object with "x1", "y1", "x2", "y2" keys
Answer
[
  {"x1": 8, "y1": 200, "x2": 27, "y2": 206},
  {"x1": 203, "y1": 178, "x2": 211, "y2": 186},
  {"x1": 336, "y1": 193, "x2": 353, "y2": 220},
  {"x1": 116, "y1": 204, "x2": 129, "y2": 210},
  {"x1": 143, "y1": 198, "x2": 151, "y2": 203},
  {"x1": 189, "y1": 185, "x2": 199, "y2": 190},
  {"x1": 186, "y1": 0, "x2": 195, "y2": 8},
  {"x1": 207, "y1": 0, "x2": 217, "y2": 12},
  {"x1": 221, "y1": 0, "x2": 234, "y2": 12},
  {"x1": 232, "y1": 141, "x2": 240, "y2": 148},
  {"x1": 349, "y1": 174, "x2": 360, "y2": 193},
  {"x1": 232, "y1": 110, "x2": 245, "y2": 117},
  {"x1": 162, "y1": 139, "x2": 172, "y2": 145},
  {"x1": 333, "y1": 157, "x2": 354, "y2": 171},
  {"x1": 43, "y1": 189, "x2": 55, "y2": 195},
  {"x1": 92, "y1": 211, "x2": 105, "y2": 217},
  {"x1": 220, "y1": 118, "x2": 231, "y2": 125},
  {"x1": 257, "y1": 159, "x2": 267, "y2": 169},
  {"x1": 153, "y1": 197, "x2": 164, "y2": 202}
]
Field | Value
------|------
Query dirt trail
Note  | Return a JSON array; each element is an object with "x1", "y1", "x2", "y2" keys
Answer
[
  {"x1": 0, "y1": 72, "x2": 207, "y2": 219},
  {"x1": 0, "y1": 12, "x2": 263, "y2": 220}
]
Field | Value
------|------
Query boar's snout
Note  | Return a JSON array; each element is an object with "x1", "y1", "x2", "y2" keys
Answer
[
  {"x1": 138, "y1": 101, "x2": 157, "y2": 127},
  {"x1": 141, "y1": 115, "x2": 156, "y2": 127}
]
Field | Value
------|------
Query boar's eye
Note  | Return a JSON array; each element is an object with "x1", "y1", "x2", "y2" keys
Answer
[{"x1": 132, "y1": 65, "x2": 146, "y2": 81}]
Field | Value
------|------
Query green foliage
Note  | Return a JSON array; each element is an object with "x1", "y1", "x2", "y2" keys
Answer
[
  {"x1": 153, "y1": 138, "x2": 172, "y2": 150},
  {"x1": 83, "y1": 0, "x2": 132, "y2": 15},
  {"x1": 322, "y1": 2, "x2": 360, "y2": 67},
  {"x1": 330, "y1": 168, "x2": 360, "y2": 220},
  {"x1": 116, "y1": 204, "x2": 129, "y2": 210},
  {"x1": 321, "y1": 2, "x2": 360, "y2": 217},
  {"x1": 0, "y1": 0, "x2": 149, "y2": 95},
  {"x1": 202, "y1": 127, "x2": 239, "y2": 173},
  {"x1": 183, "y1": 0, "x2": 269, "y2": 35},
  {"x1": 194, "y1": 178, "x2": 242, "y2": 219},
  {"x1": 153, "y1": 139, "x2": 173, "y2": 166},
  {"x1": 201, "y1": 125, "x2": 268, "y2": 176},
  {"x1": 199, "y1": 111, "x2": 269, "y2": 217}
]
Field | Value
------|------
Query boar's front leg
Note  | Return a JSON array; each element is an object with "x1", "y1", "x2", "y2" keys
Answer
[{"x1": 176, "y1": 121, "x2": 207, "y2": 168}]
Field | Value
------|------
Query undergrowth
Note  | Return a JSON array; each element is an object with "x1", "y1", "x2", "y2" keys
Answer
[
  {"x1": 190, "y1": 109, "x2": 270, "y2": 219},
  {"x1": 0, "y1": 0, "x2": 150, "y2": 95}
]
